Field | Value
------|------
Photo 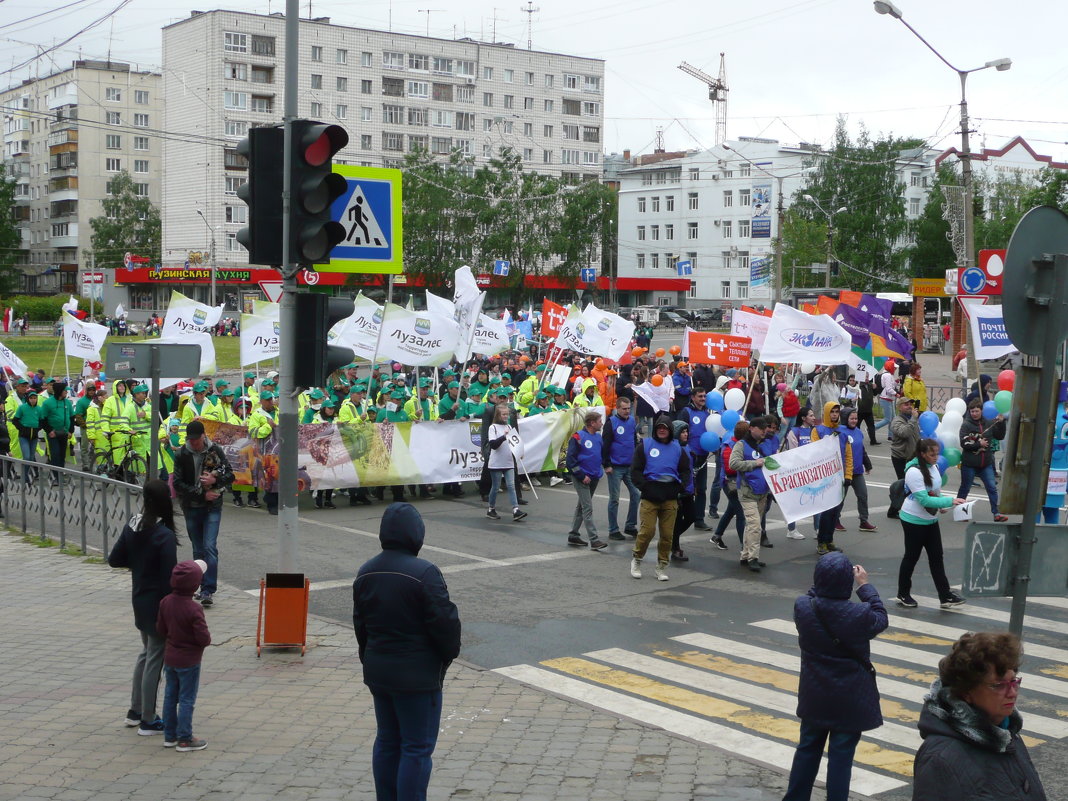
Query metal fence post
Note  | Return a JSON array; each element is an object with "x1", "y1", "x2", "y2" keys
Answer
[
  {"x1": 38, "y1": 467, "x2": 46, "y2": 540},
  {"x1": 58, "y1": 469, "x2": 66, "y2": 549},
  {"x1": 19, "y1": 457, "x2": 26, "y2": 534},
  {"x1": 79, "y1": 473, "x2": 87, "y2": 555}
]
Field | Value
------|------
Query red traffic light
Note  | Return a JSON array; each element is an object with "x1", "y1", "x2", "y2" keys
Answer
[{"x1": 300, "y1": 123, "x2": 348, "y2": 167}]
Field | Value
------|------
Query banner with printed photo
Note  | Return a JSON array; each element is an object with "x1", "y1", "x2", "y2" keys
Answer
[
  {"x1": 762, "y1": 436, "x2": 844, "y2": 524},
  {"x1": 749, "y1": 249, "x2": 772, "y2": 297},
  {"x1": 161, "y1": 290, "x2": 225, "y2": 337},
  {"x1": 751, "y1": 182, "x2": 772, "y2": 238},
  {"x1": 240, "y1": 313, "x2": 281, "y2": 366},
  {"x1": 62, "y1": 313, "x2": 109, "y2": 361}
]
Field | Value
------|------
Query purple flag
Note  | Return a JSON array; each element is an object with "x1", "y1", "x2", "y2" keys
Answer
[
  {"x1": 858, "y1": 294, "x2": 893, "y2": 324},
  {"x1": 832, "y1": 303, "x2": 875, "y2": 349}
]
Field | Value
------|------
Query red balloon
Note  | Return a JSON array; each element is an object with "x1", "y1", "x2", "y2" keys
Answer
[{"x1": 997, "y1": 370, "x2": 1015, "y2": 392}]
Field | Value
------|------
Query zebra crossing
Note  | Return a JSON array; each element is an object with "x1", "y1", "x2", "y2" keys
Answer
[{"x1": 494, "y1": 597, "x2": 1068, "y2": 796}]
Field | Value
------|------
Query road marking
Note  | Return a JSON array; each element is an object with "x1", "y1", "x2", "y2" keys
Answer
[
  {"x1": 880, "y1": 616, "x2": 1068, "y2": 670},
  {"x1": 910, "y1": 594, "x2": 1068, "y2": 636},
  {"x1": 493, "y1": 663, "x2": 907, "y2": 796},
  {"x1": 297, "y1": 515, "x2": 508, "y2": 564}
]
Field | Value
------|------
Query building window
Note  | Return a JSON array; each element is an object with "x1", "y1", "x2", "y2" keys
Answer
[
  {"x1": 134, "y1": 136, "x2": 149, "y2": 151},
  {"x1": 105, "y1": 158, "x2": 121, "y2": 172},
  {"x1": 360, "y1": 51, "x2": 373, "y2": 67},
  {"x1": 687, "y1": 222, "x2": 698, "y2": 239},
  {"x1": 225, "y1": 206, "x2": 247, "y2": 224},
  {"x1": 310, "y1": 101, "x2": 322, "y2": 116},
  {"x1": 721, "y1": 281, "x2": 731, "y2": 299},
  {"x1": 226, "y1": 233, "x2": 240, "y2": 252},
  {"x1": 740, "y1": 164, "x2": 751, "y2": 177},
  {"x1": 543, "y1": 124, "x2": 553, "y2": 137},
  {"x1": 651, "y1": 196, "x2": 660, "y2": 212},
  {"x1": 483, "y1": 92, "x2": 493, "y2": 107},
  {"x1": 562, "y1": 98, "x2": 580, "y2": 115},
  {"x1": 637, "y1": 253, "x2": 646, "y2": 269},
  {"x1": 688, "y1": 282, "x2": 698, "y2": 299},
  {"x1": 134, "y1": 183, "x2": 149, "y2": 197},
  {"x1": 106, "y1": 87, "x2": 121, "y2": 102},
  {"x1": 641, "y1": 173, "x2": 652, "y2": 186},
  {"x1": 455, "y1": 112, "x2": 474, "y2": 131},
  {"x1": 251, "y1": 95, "x2": 273, "y2": 113},
  {"x1": 739, "y1": 251, "x2": 750, "y2": 270},
  {"x1": 637, "y1": 197, "x2": 646, "y2": 213},
  {"x1": 503, "y1": 95, "x2": 514, "y2": 109},
  {"x1": 483, "y1": 66, "x2": 493, "y2": 79},
  {"x1": 361, "y1": 80, "x2": 373, "y2": 94},
  {"x1": 361, "y1": 134, "x2": 372, "y2": 149},
  {"x1": 432, "y1": 110, "x2": 454, "y2": 128},
  {"x1": 337, "y1": 49, "x2": 349, "y2": 64},
  {"x1": 432, "y1": 83, "x2": 453, "y2": 102},
  {"x1": 523, "y1": 96, "x2": 534, "y2": 111},
  {"x1": 407, "y1": 80, "x2": 428, "y2": 98},
  {"x1": 543, "y1": 150, "x2": 552, "y2": 163},
  {"x1": 723, "y1": 251, "x2": 734, "y2": 269},
  {"x1": 563, "y1": 124, "x2": 579, "y2": 140},
  {"x1": 337, "y1": 77, "x2": 348, "y2": 92},
  {"x1": 251, "y1": 36, "x2": 275, "y2": 56},
  {"x1": 651, "y1": 253, "x2": 660, "y2": 269},
  {"x1": 383, "y1": 104, "x2": 404, "y2": 124},
  {"x1": 664, "y1": 195, "x2": 675, "y2": 212},
  {"x1": 133, "y1": 113, "x2": 149, "y2": 127},
  {"x1": 225, "y1": 176, "x2": 246, "y2": 195},
  {"x1": 223, "y1": 149, "x2": 247, "y2": 169},
  {"x1": 431, "y1": 136, "x2": 452, "y2": 154},
  {"x1": 688, "y1": 192, "x2": 699, "y2": 210},
  {"x1": 456, "y1": 60, "x2": 475, "y2": 77},
  {"x1": 134, "y1": 159, "x2": 149, "y2": 173},
  {"x1": 637, "y1": 225, "x2": 646, "y2": 241},
  {"x1": 383, "y1": 77, "x2": 404, "y2": 97},
  {"x1": 483, "y1": 119, "x2": 494, "y2": 132},
  {"x1": 582, "y1": 101, "x2": 600, "y2": 116},
  {"x1": 383, "y1": 132, "x2": 403, "y2": 151},
  {"x1": 432, "y1": 57, "x2": 453, "y2": 74},
  {"x1": 106, "y1": 112, "x2": 121, "y2": 125},
  {"x1": 224, "y1": 32, "x2": 247, "y2": 53},
  {"x1": 523, "y1": 122, "x2": 533, "y2": 137},
  {"x1": 311, "y1": 45, "x2": 323, "y2": 62},
  {"x1": 737, "y1": 281, "x2": 749, "y2": 299},
  {"x1": 739, "y1": 188, "x2": 751, "y2": 206},
  {"x1": 687, "y1": 252, "x2": 698, "y2": 270},
  {"x1": 224, "y1": 120, "x2": 247, "y2": 138},
  {"x1": 251, "y1": 66, "x2": 274, "y2": 84},
  {"x1": 722, "y1": 220, "x2": 732, "y2": 238},
  {"x1": 545, "y1": 74, "x2": 554, "y2": 88},
  {"x1": 739, "y1": 220, "x2": 750, "y2": 238},
  {"x1": 561, "y1": 148, "x2": 579, "y2": 165},
  {"x1": 665, "y1": 224, "x2": 674, "y2": 240},
  {"x1": 723, "y1": 190, "x2": 733, "y2": 207},
  {"x1": 106, "y1": 134, "x2": 121, "y2": 150},
  {"x1": 651, "y1": 225, "x2": 659, "y2": 241},
  {"x1": 564, "y1": 74, "x2": 579, "y2": 89},
  {"x1": 582, "y1": 126, "x2": 600, "y2": 143},
  {"x1": 408, "y1": 134, "x2": 427, "y2": 152},
  {"x1": 502, "y1": 121, "x2": 513, "y2": 134},
  {"x1": 224, "y1": 91, "x2": 248, "y2": 110},
  {"x1": 909, "y1": 197, "x2": 921, "y2": 215},
  {"x1": 689, "y1": 167, "x2": 700, "y2": 180},
  {"x1": 584, "y1": 75, "x2": 601, "y2": 92},
  {"x1": 226, "y1": 62, "x2": 248, "y2": 81},
  {"x1": 503, "y1": 69, "x2": 514, "y2": 83},
  {"x1": 407, "y1": 107, "x2": 427, "y2": 126},
  {"x1": 311, "y1": 74, "x2": 323, "y2": 89},
  {"x1": 336, "y1": 104, "x2": 348, "y2": 119},
  {"x1": 456, "y1": 85, "x2": 474, "y2": 103},
  {"x1": 544, "y1": 99, "x2": 554, "y2": 113},
  {"x1": 523, "y1": 148, "x2": 533, "y2": 161}
]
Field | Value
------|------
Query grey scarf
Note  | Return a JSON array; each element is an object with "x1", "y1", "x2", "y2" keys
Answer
[{"x1": 924, "y1": 678, "x2": 1021, "y2": 754}]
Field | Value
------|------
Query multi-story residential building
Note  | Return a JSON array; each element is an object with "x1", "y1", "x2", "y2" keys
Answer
[
  {"x1": 1, "y1": 60, "x2": 161, "y2": 295},
  {"x1": 152, "y1": 9, "x2": 605, "y2": 312}
]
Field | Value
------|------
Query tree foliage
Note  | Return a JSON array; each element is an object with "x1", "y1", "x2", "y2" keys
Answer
[
  {"x1": 401, "y1": 148, "x2": 615, "y2": 303},
  {"x1": 89, "y1": 170, "x2": 161, "y2": 270},
  {"x1": 0, "y1": 165, "x2": 21, "y2": 295},
  {"x1": 907, "y1": 165, "x2": 958, "y2": 278}
]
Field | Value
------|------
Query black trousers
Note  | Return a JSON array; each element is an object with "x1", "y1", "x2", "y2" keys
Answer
[
  {"x1": 673, "y1": 493, "x2": 695, "y2": 549},
  {"x1": 857, "y1": 410, "x2": 877, "y2": 443},
  {"x1": 714, "y1": 489, "x2": 746, "y2": 543},
  {"x1": 897, "y1": 519, "x2": 951, "y2": 600},
  {"x1": 891, "y1": 456, "x2": 908, "y2": 480}
]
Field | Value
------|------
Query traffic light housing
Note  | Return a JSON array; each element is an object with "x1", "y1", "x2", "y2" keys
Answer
[
  {"x1": 293, "y1": 293, "x2": 356, "y2": 388},
  {"x1": 236, "y1": 126, "x2": 284, "y2": 265},
  {"x1": 288, "y1": 120, "x2": 349, "y2": 265}
]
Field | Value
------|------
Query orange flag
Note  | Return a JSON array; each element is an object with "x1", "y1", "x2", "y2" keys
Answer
[
  {"x1": 839, "y1": 290, "x2": 863, "y2": 308},
  {"x1": 816, "y1": 295, "x2": 839, "y2": 317},
  {"x1": 801, "y1": 303, "x2": 817, "y2": 315}
]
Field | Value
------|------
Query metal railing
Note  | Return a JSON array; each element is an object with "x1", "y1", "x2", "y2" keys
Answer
[{"x1": 0, "y1": 454, "x2": 143, "y2": 556}]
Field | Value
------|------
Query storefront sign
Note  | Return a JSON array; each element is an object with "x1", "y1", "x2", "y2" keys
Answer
[{"x1": 114, "y1": 267, "x2": 347, "y2": 286}]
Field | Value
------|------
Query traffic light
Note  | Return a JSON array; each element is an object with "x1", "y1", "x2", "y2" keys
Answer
[
  {"x1": 293, "y1": 293, "x2": 356, "y2": 388},
  {"x1": 288, "y1": 120, "x2": 349, "y2": 265},
  {"x1": 235, "y1": 126, "x2": 284, "y2": 265},
  {"x1": 830, "y1": 260, "x2": 840, "y2": 278}
]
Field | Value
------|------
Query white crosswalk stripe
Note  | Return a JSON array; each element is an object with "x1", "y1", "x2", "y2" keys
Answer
[
  {"x1": 886, "y1": 615, "x2": 1068, "y2": 664},
  {"x1": 910, "y1": 595, "x2": 1068, "y2": 635}
]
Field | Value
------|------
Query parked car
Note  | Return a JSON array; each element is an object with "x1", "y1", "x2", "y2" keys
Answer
[{"x1": 657, "y1": 310, "x2": 688, "y2": 328}]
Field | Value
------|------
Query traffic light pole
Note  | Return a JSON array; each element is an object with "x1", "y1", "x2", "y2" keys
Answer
[{"x1": 277, "y1": 0, "x2": 301, "y2": 573}]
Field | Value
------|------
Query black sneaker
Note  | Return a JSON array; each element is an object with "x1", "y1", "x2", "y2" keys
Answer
[
  {"x1": 709, "y1": 535, "x2": 728, "y2": 551},
  {"x1": 760, "y1": 536, "x2": 774, "y2": 549},
  {"x1": 608, "y1": 531, "x2": 626, "y2": 541},
  {"x1": 671, "y1": 549, "x2": 689, "y2": 562},
  {"x1": 623, "y1": 528, "x2": 639, "y2": 537},
  {"x1": 138, "y1": 718, "x2": 165, "y2": 736},
  {"x1": 589, "y1": 539, "x2": 608, "y2": 551},
  {"x1": 232, "y1": 496, "x2": 244, "y2": 507},
  {"x1": 709, "y1": 511, "x2": 720, "y2": 520},
  {"x1": 247, "y1": 499, "x2": 261, "y2": 509},
  {"x1": 693, "y1": 521, "x2": 710, "y2": 530},
  {"x1": 940, "y1": 593, "x2": 966, "y2": 608},
  {"x1": 324, "y1": 500, "x2": 336, "y2": 509},
  {"x1": 200, "y1": 593, "x2": 214, "y2": 607},
  {"x1": 567, "y1": 534, "x2": 587, "y2": 547},
  {"x1": 747, "y1": 558, "x2": 764, "y2": 572},
  {"x1": 512, "y1": 509, "x2": 528, "y2": 521},
  {"x1": 486, "y1": 508, "x2": 500, "y2": 520},
  {"x1": 124, "y1": 710, "x2": 141, "y2": 727},
  {"x1": 176, "y1": 737, "x2": 207, "y2": 752},
  {"x1": 517, "y1": 498, "x2": 529, "y2": 505},
  {"x1": 895, "y1": 594, "x2": 918, "y2": 608}
]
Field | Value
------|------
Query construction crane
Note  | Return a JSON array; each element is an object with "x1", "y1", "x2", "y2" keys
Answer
[{"x1": 678, "y1": 53, "x2": 728, "y2": 146}]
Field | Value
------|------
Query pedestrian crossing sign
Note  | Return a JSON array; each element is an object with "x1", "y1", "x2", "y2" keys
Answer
[{"x1": 318, "y1": 165, "x2": 403, "y2": 275}]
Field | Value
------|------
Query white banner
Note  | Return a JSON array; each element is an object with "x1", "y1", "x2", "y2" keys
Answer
[
  {"x1": 555, "y1": 304, "x2": 635, "y2": 361},
  {"x1": 253, "y1": 299, "x2": 279, "y2": 319},
  {"x1": 162, "y1": 290, "x2": 224, "y2": 337},
  {"x1": 240, "y1": 313, "x2": 280, "y2": 366},
  {"x1": 730, "y1": 309, "x2": 771, "y2": 350},
  {"x1": 376, "y1": 303, "x2": 460, "y2": 367},
  {"x1": 0, "y1": 339, "x2": 28, "y2": 378},
  {"x1": 762, "y1": 436, "x2": 844, "y2": 524},
  {"x1": 114, "y1": 303, "x2": 126, "y2": 319},
  {"x1": 62, "y1": 314, "x2": 109, "y2": 361},
  {"x1": 328, "y1": 293, "x2": 382, "y2": 362},
  {"x1": 453, "y1": 266, "x2": 486, "y2": 362},
  {"x1": 472, "y1": 314, "x2": 509, "y2": 356},
  {"x1": 758, "y1": 303, "x2": 854, "y2": 365},
  {"x1": 630, "y1": 376, "x2": 675, "y2": 412},
  {"x1": 968, "y1": 304, "x2": 1017, "y2": 360},
  {"x1": 61, "y1": 295, "x2": 79, "y2": 315}
]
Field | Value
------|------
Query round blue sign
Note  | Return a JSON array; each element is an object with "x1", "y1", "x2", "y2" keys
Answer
[{"x1": 960, "y1": 267, "x2": 987, "y2": 294}]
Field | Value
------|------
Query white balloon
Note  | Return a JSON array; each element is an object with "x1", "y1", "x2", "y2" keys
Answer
[
  {"x1": 944, "y1": 398, "x2": 967, "y2": 416},
  {"x1": 942, "y1": 412, "x2": 964, "y2": 430},
  {"x1": 707, "y1": 413, "x2": 725, "y2": 436},
  {"x1": 724, "y1": 387, "x2": 746, "y2": 411},
  {"x1": 800, "y1": 363, "x2": 816, "y2": 374}
]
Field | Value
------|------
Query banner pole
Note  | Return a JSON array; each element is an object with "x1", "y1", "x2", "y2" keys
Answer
[
  {"x1": 742, "y1": 360, "x2": 763, "y2": 418},
  {"x1": 367, "y1": 276, "x2": 393, "y2": 375}
]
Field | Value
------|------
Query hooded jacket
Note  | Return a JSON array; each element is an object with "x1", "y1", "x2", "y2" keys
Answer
[
  {"x1": 156, "y1": 561, "x2": 211, "y2": 668},
  {"x1": 573, "y1": 377, "x2": 604, "y2": 408},
  {"x1": 352, "y1": 503, "x2": 461, "y2": 693},
  {"x1": 793, "y1": 552, "x2": 887, "y2": 732},
  {"x1": 811, "y1": 401, "x2": 854, "y2": 478},
  {"x1": 913, "y1": 680, "x2": 1046, "y2": 801},
  {"x1": 960, "y1": 412, "x2": 1006, "y2": 470},
  {"x1": 630, "y1": 414, "x2": 691, "y2": 503},
  {"x1": 108, "y1": 514, "x2": 178, "y2": 633},
  {"x1": 172, "y1": 436, "x2": 235, "y2": 509}
]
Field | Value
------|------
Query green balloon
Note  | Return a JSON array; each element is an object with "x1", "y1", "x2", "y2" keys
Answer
[
  {"x1": 944, "y1": 448, "x2": 962, "y2": 467},
  {"x1": 941, "y1": 470, "x2": 949, "y2": 487},
  {"x1": 994, "y1": 390, "x2": 1013, "y2": 414}
]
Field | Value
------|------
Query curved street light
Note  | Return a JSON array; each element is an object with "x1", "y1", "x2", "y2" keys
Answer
[{"x1": 804, "y1": 195, "x2": 848, "y2": 289}]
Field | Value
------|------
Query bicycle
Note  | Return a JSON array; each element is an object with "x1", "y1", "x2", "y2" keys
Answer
[{"x1": 92, "y1": 434, "x2": 148, "y2": 485}]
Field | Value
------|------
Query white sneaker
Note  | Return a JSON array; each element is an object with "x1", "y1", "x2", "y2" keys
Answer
[
  {"x1": 655, "y1": 564, "x2": 669, "y2": 582},
  {"x1": 549, "y1": 476, "x2": 564, "y2": 487},
  {"x1": 629, "y1": 558, "x2": 642, "y2": 579},
  {"x1": 786, "y1": 530, "x2": 806, "y2": 540}
]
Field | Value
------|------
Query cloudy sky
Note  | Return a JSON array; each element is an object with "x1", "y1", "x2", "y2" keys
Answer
[{"x1": 3, "y1": 0, "x2": 1066, "y2": 161}]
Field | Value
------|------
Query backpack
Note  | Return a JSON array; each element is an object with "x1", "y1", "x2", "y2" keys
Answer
[{"x1": 887, "y1": 478, "x2": 910, "y2": 519}]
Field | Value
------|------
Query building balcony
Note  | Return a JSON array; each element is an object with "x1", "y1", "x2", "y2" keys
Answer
[
  {"x1": 47, "y1": 129, "x2": 78, "y2": 148},
  {"x1": 51, "y1": 235, "x2": 79, "y2": 249},
  {"x1": 50, "y1": 188, "x2": 79, "y2": 203},
  {"x1": 48, "y1": 176, "x2": 79, "y2": 192}
]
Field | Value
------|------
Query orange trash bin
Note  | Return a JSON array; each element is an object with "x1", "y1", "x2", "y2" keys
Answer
[{"x1": 256, "y1": 573, "x2": 310, "y2": 656}]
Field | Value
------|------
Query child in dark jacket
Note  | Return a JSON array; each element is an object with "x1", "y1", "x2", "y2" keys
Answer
[{"x1": 157, "y1": 559, "x2": 212, "y2": 752}]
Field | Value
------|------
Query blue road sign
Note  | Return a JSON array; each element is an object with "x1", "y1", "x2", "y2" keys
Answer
[
  {"x1": 494, "y1": 259, "x2": 511, "y2": 276},
  {"x1": 676, "y1": 259, "x2": 693, "y2": 276},
  {"x1": 580, "y1": 267, "x2": 597, "y2": 283},
  {"x1": 960, "y1": 266, "x2": 987, "y2": 295},
  {"x1": 323, "y1": 165, "x2": 403, "y2": 274}
]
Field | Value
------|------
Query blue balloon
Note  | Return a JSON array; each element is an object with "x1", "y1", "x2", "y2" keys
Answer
[
  {"x1": 937, "y1": 439, "x2": 945, "y2": 453},
  {"x1": 722, "y1": 410, "x2": 741, "y2": 432},
  {"x1": 919, "y1": 411, "x2": 939, "y2": 436},
  {"x1": 700, "y1": 431, "x2": 722, "y2": 452},
  {"x1": 936, "y1": 455, "x2": 948, "y2": 474},
  {"x1": 982, "y1": 401, "x2": 998, "y2": 420},
  {"x1": 708, "y1": 391, "x2": 725, "y2": 412}
]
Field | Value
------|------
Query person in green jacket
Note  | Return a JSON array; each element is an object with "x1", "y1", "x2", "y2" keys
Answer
[
  {"x1": 5, "y1": 377, "x2": 30, "y2": 459},
  {"x1": 125, "y1": 384, "x2": 152, "y2": 474},
  {"x1": 525, "y1": 390, "x2": 553, "y2": 416},
  {"x1": 39, "y1": 382, "x2": 74, "y2": 469},
  {"x1": 13, "y1": 390, "x2": 41, "y2": 480},
  {"x1": 73, "y1": 381, "x2": 99, "y2": 471}
]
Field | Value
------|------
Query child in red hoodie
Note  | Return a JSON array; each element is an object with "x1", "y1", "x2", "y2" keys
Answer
[{"x1": 157, "y1": 559, "x2": 212, "y2": 752}]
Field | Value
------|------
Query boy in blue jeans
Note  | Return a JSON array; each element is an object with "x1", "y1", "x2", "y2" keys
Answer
[{"x1": 157, "y1": 559, "x2": 212, "y2": 751}]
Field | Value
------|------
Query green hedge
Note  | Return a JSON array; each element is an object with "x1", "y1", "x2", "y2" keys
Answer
[{"x1": 0, "y1": 295, "x2": 89, "y2": 322}]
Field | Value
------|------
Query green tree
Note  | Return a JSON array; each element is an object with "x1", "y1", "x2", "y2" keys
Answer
[
  {"x1": 973, "y1": 171, "x2": 1031, "y2": 252},
  {"x1": 89, "y1": 170, "x2": 161, "y2": 270},
  {"x1": 908, "y1": 165, "x2": 957, "y2": 278},
  {"x1": 776, "y1": 206, "x2": 829, "y2": 290},
  {"x1": 0, "y1": 165, "x2": 21, "y2": 295}
]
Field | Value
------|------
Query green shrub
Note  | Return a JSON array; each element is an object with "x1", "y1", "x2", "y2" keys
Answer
[{"x1": 0, "y1": 294, "x2": 88, "y2": 322}]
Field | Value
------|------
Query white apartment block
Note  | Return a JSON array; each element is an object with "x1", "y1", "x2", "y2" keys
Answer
[
  {"x1": 161, "y1": 9, "x2": 606, "y2": 276},
  {"x1": 1, "y1": 60, "x2": 161, "y2": 294}
]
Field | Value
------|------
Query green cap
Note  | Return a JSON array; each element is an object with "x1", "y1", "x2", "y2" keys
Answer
[
  {"x1": 215, "y1": 379, "x2": 230, "y2": 388},
  {"x1": 447, "y1": 380, "x2": 460, "y2": 389},
  {"x1": 535, "y1": 364, "x2": 546, "y2": 372},
  {"x1": 500, "y1": 386, "x2": 515, "y2": 396},
  {"x1": 309, "y1": 388, "x2": 325, "y2": 400},
  {"x1": 261, "y1": 379, "x2": 276, "y2": 387},
  {"x1": 536, "y1": 391, "x2": 548, "y2": 400},
  {"x1": 260, "y1": 390, "x2": 276, "y2": 401},
  {"x1": 489, "y1": 375, "x2": 502, "y2": 385},
  {"x1": 16, "y1": 378, "x2": 29, "y2": 385},
  {"x1": 350, "y1": 383, "x2": 366, "y2": 394},
  {"x1": 221, "y1": 388, "x2": 235, "y2": 398},
  {"x1": 390, "y1": 389, "x2": 406, "y2": 400},
  {"x1": 244, "y1": 371, "x2": 256, "y2": 379},
  {"x1": 320, "y1": 399, "x2": 335, "y2": 409},
  {"x1": 502, "y1": 372, "x2": 512, "y2": 380},
  {"x1": 132, "y1": 383, "x2": 149, "y2": 394},
  {"x1": 418, "y1": 378, "x2": 432, "y2": 388},
  {"x1": 193, "y1": 380, "x2": 209, "y2": 393},
  {"x1": 552, "y1": 385, "x2": 566, "y2": 395}
]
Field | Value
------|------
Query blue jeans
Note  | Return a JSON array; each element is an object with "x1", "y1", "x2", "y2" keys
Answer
[
  {"x1": 18, "y1": 435, "x2": 36, "y2": 481},
  {"x1": 162, "y1": 664, "x2": 201, "y2": 742},
  {"x1": 184, "y1": 505, "x2": 222, "y2": 594},
  {"x1": 371, "y1": 688, "x2": 442, "y2": 801},
  {"x1": 876, "y1": 398, "x2": 895, "y2": 436},
  {"x1": 783, "y1": 719, "x2": 862, "y2": 801},
  {"x1": 957, "y1": 462, "x2": 999, "y2": 516},
  {"x1": 488, "y1": 467, "x2": 518, "y2": 510},
  {"x1": 606, "y1": 466, "x2": 639, "y2": 534}
]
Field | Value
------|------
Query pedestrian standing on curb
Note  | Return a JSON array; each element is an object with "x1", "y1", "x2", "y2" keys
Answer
[
  {"x1": 485, "y1": 404, "x2": 527, "y2": 522},
  {"x1": 172, "y1": 420, "x2": 234, "y2": 608},
  {"x1": 108, "y1": 479, "x2": 179, "y2": 737},
  {"x1": 895, "y1": 438, "x2": 967, "y2": 609},
  {"x1": 732, "y1": 415, "x2": 771, "y2": 572},
  {"x1": 913, "y1": 631, "x2": 1046, "y2": 801},
  {"x1": 566, "y1": 411, "x2": 607, "y2": 551},
  {"x1": 602, "y1": 397, "x2": 641, "y2": 540},
  {"x1": 157, "y1": 559, "x2": 212, "y2": 752},
  {"x1": 782, "y1": 551, "x2": 887, "y2": 801},
  {"x1": 630, "y1": 414, "x2": 690, "y2": 581},
  {"x1": 353, "y1": 503, "x2": 461, "y2": 801},
  {"x1": 889, "y1": 397, "x2": 921, "y2": 480}
]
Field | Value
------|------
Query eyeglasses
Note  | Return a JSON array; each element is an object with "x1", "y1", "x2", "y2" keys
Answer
[{"x1": 987, "y1": 675, "x2": 1023, "y2": 694}]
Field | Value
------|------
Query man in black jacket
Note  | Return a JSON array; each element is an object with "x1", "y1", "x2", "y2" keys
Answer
[
  {"x1": 353, "y1": 503, "x2": 461, "y2": 801},
  {"x1": 956, "y1": 400, "x2": 1007, "y2": 521},
  {"x1": 172, "y1": 420, "x2": 234, "y2": 607}
]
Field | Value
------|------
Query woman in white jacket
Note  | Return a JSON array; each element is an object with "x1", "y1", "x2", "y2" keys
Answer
[{"x1": 485, "y1": 404, "x2": 529, "y2": 522}]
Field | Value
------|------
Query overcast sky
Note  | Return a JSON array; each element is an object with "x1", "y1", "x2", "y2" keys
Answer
[{"x1": 3, "y1": 0, "x2": 1066, "y2": 161}]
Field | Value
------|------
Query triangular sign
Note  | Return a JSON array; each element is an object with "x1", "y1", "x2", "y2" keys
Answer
[
  {"x1": 259, "y1": 281, "x2": 284, "y2": 303},
  {"x1": 342, "y1": 184, "x2": 388, "y2": 248}
]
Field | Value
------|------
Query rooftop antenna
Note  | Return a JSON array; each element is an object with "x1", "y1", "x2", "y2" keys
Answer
[
  {"x1": 520, "y1": 1, "x2": 539, "y2": 50},
  {"x1": 418, "y1": 9, "x2": 445, "y2": 37},
  {"x1": 492, "y1": 8, "x2": 506, "y2": 42},
  {"x1": 655, "y1": 126, "x2": 664, "y2": 153},
  {"x1": 678, "y1": 53, "x2": 729, "y2": 146}
]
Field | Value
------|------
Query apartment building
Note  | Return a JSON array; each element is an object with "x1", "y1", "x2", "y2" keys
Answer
[
  {"x1": 154, "y1": 9, "x2": 605, "y2": 311},
  {"x1": 1, "y1": 60, "x2": 161, "y2": 295}
]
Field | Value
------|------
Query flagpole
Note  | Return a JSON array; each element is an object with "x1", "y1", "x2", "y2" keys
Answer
[{"x1": 367, "y1": 276, "x2": 393, "y2": 374}]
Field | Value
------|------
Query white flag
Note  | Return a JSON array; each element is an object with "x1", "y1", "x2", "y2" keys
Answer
[
  {"x1": 61, "y1": 295, "x2": 79, "y2": 315},
  {"x1": 0, "y1": 339, "x2": 28, "y2": 378},
  {"x1": 114, "y1": 303, "x2": 126, "y2": 319},
  {"x1": 757, "y1": 303, "x2": 854, "y2": 365},
  {"x1": 375, "y1": 303, "x2": 460, "y2": 367},
  {"x1": 630, "y1": 376, "x2": 675, "y2": 412},
  {"x1": 328, "y1": 292, "x2": 382, "y2": 362},
  {"x1": 472, "y1": 314, "x2": 509, "y2": 356},
  {"x1": 162, "y1": 290, "x2": 224, "y2": 337},
  {"x1": 730, "y1": 309, "x2": 771, "y2": 350},
  {"x1": 240, "y1": 313, "x2": 281, "y2": 366},
  {"x1": 63, "y1": 314, "x2": 109, "y2": 361},
  {"x1": 968, "y1": 304, "x2": 1018, "y2": 360},
  {"x1": 253, "y1": 299, "x2": 279, "y2": 319},
  {"x1": 555, "y1": 305, "x2": 590, "y2": 354},
  {"x1": 555, "y1": 304, "x2": 635, "y2": 361},
  {"x1": 156, "y1": 331, "x2": 217, "y2": 376},
  {"x1": 452, "y1": 265, "x2": 486, "y2": 361}
]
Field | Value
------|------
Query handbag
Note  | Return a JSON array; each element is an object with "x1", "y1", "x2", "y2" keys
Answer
[{"x1": 808, "y1": 597, "x2": 876, "y2": 678}]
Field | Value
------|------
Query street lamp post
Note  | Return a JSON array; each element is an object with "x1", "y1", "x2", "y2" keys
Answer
[
  {"x1": 803, "y1": 195, "x2": 848, "y2": 290},
  {"x1": 195, "y1": 209, "x2": 218, "y2": 308}
]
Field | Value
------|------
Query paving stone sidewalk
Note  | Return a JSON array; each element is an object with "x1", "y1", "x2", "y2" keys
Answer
[{"x1": 0, "y1": 533, "x2": 798, "y2": 801}]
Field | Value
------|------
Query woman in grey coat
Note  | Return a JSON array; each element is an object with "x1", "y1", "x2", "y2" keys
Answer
[{"x1": 913, "y1": 631, "x2": 1046, "y2": 801}]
